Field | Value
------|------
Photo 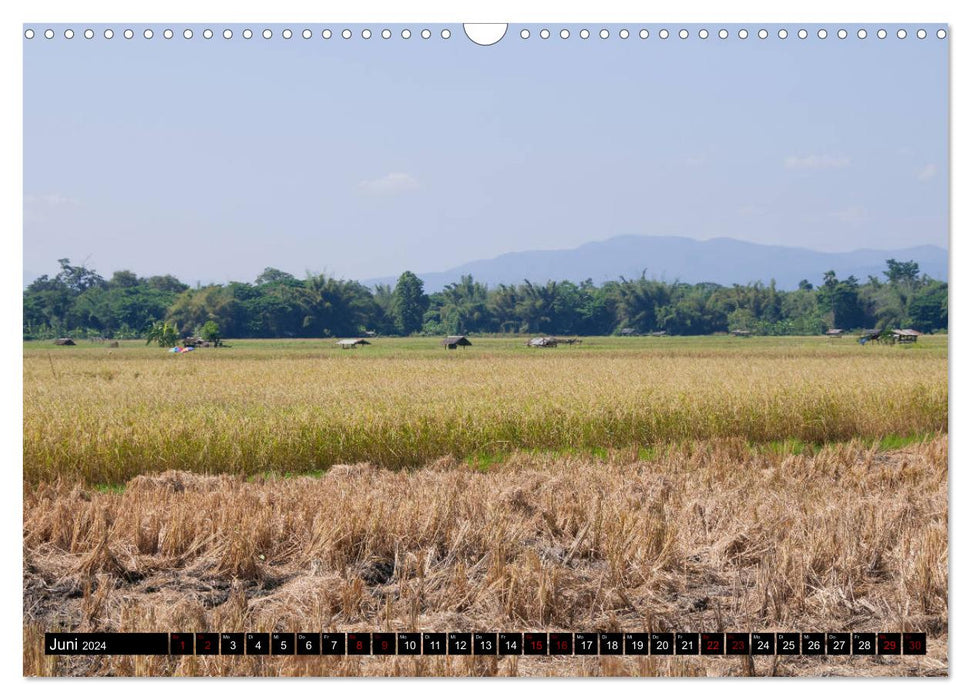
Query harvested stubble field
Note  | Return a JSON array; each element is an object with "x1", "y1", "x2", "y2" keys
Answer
[{"x1": 22, "y1": 336, "x2": 948, "y2": 676}]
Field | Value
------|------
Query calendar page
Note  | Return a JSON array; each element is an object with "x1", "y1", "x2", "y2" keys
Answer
[{"x1": 22, "y1": 18, "x2": 948, "y2": 679}]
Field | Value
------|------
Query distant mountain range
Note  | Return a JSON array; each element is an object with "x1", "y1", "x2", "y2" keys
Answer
[{"x1": 366, "y1": 236, "x2": 948, "y2": 292}]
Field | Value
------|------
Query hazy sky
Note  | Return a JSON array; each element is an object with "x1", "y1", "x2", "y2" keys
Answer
[{"x1": 23, "y1": 23, "x2": 948, "y2": 285}]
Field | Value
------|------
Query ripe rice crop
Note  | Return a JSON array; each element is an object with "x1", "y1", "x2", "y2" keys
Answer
[{"x1": 23, "y1": 336, "x2": 947, "y2": 485}]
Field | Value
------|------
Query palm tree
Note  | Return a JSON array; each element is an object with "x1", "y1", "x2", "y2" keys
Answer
[
  {"x1": 488, "y1": 284, "x2": 520, "y2": 333},
  {"x1": 516, "y1": 280, "x2": 561, "y2": 333},
  {"x1": 439, "y1": 275, "x2": 489, "y2": 334}
]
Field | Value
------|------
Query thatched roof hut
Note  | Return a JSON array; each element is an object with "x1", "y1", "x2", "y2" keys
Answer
[
  {"x1": 892, "y1": 329, "x2": 921, "y2": 343},
  {"x1": 336, "y1": 338, "x2": 371, "y2": 349},
  {"x1": 825, "y1": 329, "x2": 845, "y2": 337},
  {"x1": 730, "y1": 329, "x2": 753, "y2": 337},
  {"x1": 53, "y1": 338, "x2": 75, "y2": 346},
  {"x1": 442, "y1": 335, "x2": 471, "y2": 349}
]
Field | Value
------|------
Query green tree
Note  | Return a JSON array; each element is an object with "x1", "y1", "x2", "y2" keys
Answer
[
  {"x1": 435, "y1": 275, "x2": 490, "y2": 334},
  {"x1": 255, "y1": 267, "x2": 298, "y2": 286},
  {"x1": 22, "y1": 256, "x2": 948, "y2": 340},
  {"x1": 908, "y1": 282, "x2": 948, "y2": 332},
  {"x1": 145, "y1": 274, "x2": 189, "y2": 293},
  {"x1": 515, "y1": 280, "x2": 567, "y2": 333},
  {"x1": 884, "y1": 259, "x2": 920, "y2": 287},
  {"x1": 199, "y1": 320, "x2": 222, "y2": 343},
  {"x1": 727, "y1": 308, "x2": 758, "y2": 332},
  {"x1": 370, "y1": 284, "x2": 397, "y2": 335},
  {"x1": 23, "y1": 274, "x2": 73, "y2": 333},
  {"x1": 108, "y1": 270, "x2": 140, "y2": 289},
  {"x1": 390, "y1": 271, "x2": 429, "y2": 335},
  {"x1": 818, "y1": 271, "x2": 867, "y2": 329},
  {"x1": 616, "y1": 275, "x2": 669, "y2": 333},
  {"x1": 487, "y1": 284, "x2": 521, "y2": 333},
  {"x1": 781, "y1": 286, "x2": 825, "y2": 334},
  {"x1": 247, "y1": 273, "x2": 304, "y2": 336},
  {"x1": 55, "y1": 258, "x2": 105, "y2": 294},
  {"x1": 299, "y1": 274, "x2": 375, "y2": 337}
]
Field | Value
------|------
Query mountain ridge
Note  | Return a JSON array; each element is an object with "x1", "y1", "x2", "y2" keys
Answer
[{"x1": 366, "y1": 235, "x2": 948, "y2": 292}]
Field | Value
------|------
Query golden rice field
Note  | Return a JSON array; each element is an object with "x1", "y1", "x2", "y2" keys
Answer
[
  {"x1": 23, "y1": 336, "x2": 947, "y2": 485},
  {"x1": 22, "y1": 335, "x2": 948, "y2": 677}
]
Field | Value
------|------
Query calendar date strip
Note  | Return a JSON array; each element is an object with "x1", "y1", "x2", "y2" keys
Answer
[{"x1": 44, "y1": 631, "x2": 926, "y2": 656}]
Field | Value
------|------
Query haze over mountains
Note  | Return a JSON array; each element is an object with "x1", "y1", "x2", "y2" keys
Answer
[{"x1": 366, "y1": 236, "x2": 948, "y2": 292}]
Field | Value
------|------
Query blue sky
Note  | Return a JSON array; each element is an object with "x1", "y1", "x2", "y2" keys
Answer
[{"x1": 23, "y1": 24, "x2": 948, "y2": 285}]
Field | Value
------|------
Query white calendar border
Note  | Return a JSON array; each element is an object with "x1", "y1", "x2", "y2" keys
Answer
[{"x1": 2, "y1": 1, "x2": 963, "y2": 698}]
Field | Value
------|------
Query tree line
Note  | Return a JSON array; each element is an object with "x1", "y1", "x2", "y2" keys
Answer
[{"x1": 23, "y1": 257, "x2": 947, "y2": 340}]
